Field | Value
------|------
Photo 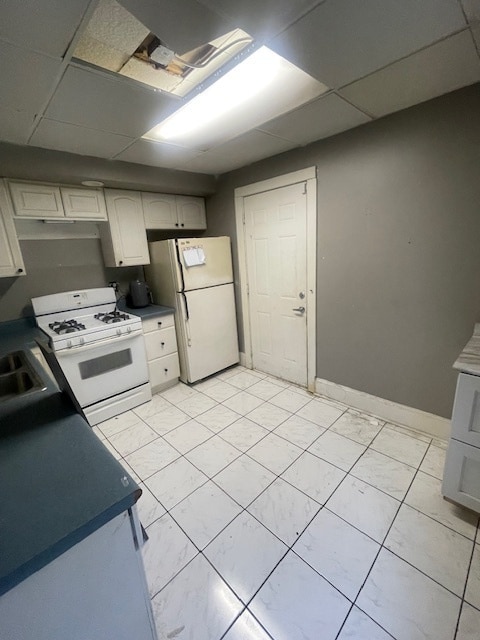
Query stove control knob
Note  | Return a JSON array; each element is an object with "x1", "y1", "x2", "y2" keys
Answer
[
  {"x1": 67, "y1": 340, "x2": 72, "y2": 348},
  {"x1": 116, "y1": 328, "x2": 122, "y2": 336},
  {"x1": 80, "y1": 337, "x2": 85, "y2": 345},
  {"x1": 127, "y1": 326, "x2": 132, "y2": 334}
]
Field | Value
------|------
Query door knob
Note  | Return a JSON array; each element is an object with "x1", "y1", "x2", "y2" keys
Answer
[{"x1": 292, "y1": 306, "x2": 305, "y2": 313}]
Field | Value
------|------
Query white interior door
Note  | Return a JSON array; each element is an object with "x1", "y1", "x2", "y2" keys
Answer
[{"x1": 244, "y1": 182, "x2": 308, "y2": 386}]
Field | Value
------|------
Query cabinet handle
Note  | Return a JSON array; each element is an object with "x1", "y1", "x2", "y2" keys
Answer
[
  {"x1": 181, "y1": 223, "x2": 184, "y2": 227},
  {"x1": 157, "y1": 321, "x2": 162, "y2": 327},
  {"x1": 175, "y1": 223, "x2": 179, "y2": 227},
  {"x1": 17, "y1": 268, "x2": 24, "y2": 273},
  {"x1": 119, "y1": 260, "x2": 123, "y2": 266},
  {"x1": 161, "y1": 342, "x2": 165, "y2": 347},
  {"x1": 164, "y1": 368, "x2": 168, "y2": 373}
]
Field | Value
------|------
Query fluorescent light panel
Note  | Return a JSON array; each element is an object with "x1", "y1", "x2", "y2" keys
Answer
[{"x1": 143, "y1": 46, "x2": 328, "y2": 150}]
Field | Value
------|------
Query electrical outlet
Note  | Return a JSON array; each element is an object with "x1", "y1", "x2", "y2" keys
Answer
[{"x1": 108, "y1": 281, "x2": 119, "y2": 292}]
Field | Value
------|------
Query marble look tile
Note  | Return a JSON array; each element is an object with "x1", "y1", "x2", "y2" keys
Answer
[
  {"x1": 118, "y1": 458, "x2": 140, "y2": 483},
  {"x1": 297, "y1": 397, "x2": 345, "y2": 428},
  {"x1": 294, "y1": 509, "x2": 379, "y2": 600},
  {"x1": 282, "y1": 452, "x2": 345, "y2": 504},
  {"x1": 419, "y1": 444, "x2": 446, "y2": 480},
  {"x1": 357, "y1": 549, "x2": 461, "y2": 640},
  {"x1": 185, "y1": 436, "x2": 241, "y2": 477},
  {"x1": 213, "y1": 455, "x2": 276, "y2": 507},
  {"x1": 386, "y1": 422, "x2": 432, "y2": 443},
  {"x1": 432, "y1": 437, "x2": 448, "y2": 450},
  {"x1": 269, "y1": 389, "x2": 311, "y2": 413},
  {"x1": 124, "y1": 437, "x2": 180, "y2": 480},
  {"x1": 141, "y1": 404, "x2": 190, "y2": 435},
  {"x1": 151, "y1": 554, "x2": 242, "y2": 640},
  {"x1": 273, "y1": 415, "x2": 325, "y2": 449},
  {"x1": 263, "y1": 375, "x2": 290, "y2": 388},
  {"x1": 91, "y1": 425, "x2": 105, "y2": 441},
  {"x1": 176, "y1": 393, "x2": 217, "y2": 418},
  {"x1": 223, "y1": 391, "x2": 264, "y2": 415},
  {"x1": 204, "y1": 511, "x2": 287, "y2": 603},
  {"x1": 457, "y1": 602, "x2": 480, "y2": 640},
  {"x1": 142, "y1": 513, "x2": 198, "y2": 597},
  {"x1": 136, "y1": 483, "x2": 166, "y2": 528},
  {"x1": 228, "y1": 371, "x2": 263, "y2": 390},
  {"x1": 98, "y1": 409, "x2": 144, "y2": 438},
  {"x1": 385, "y1": 504, "x2": 473, "y2": 596},
  {"x1": 219, "y1": 418, "x2": 269, "y2": 452},
  {"x1": 200, "y1": 381, "x2": 240, "y2": 402},
  {"x1": 132, "y1": 394, "x2": 170, "y2": 420},
  {"x1": 405, "y1": 471, "x2": 478, "y2": 539},
  {"x1": 337, "y1": 607, "x2": 393, "y2": 640},
  {"x1": 248, "y1": 478, "x2": 319, "y2": 546},
  {"x1": 250, "y1": 552, "x2": 350, "y2": 640},
  {"x1": 330, "y1": 409, "x2": 383, "y2": 445},
  {"x1": 308, "y1": 431, "x2": 366, "y2": 471},
  {"x1": 350, "y1": 449, "x2": 416, "y2": 499},
  {"x1": 327, "y1": 475, "x2": 400, "y2": 543},
  {"x1": 159, "y1": 382, "x2": 199, "y2": 404},
  {"x1": 465, "y1": 543, "x2": 480, "y2": 610},
  {"x1": 248, "y1": 379, "x2": 286, "y2": 401},
  {"x1": 371, "y1": 425, "x2": 429, "y2": 467},
  {"x1": 170, "y1": 481, "x2": 242, "y2": 549},
  {"x1": 100, "y1": 438, "x2": 121, "y2": 459},
  {"x1": 247, "y1": 433, "x2": 303, "y2": 475},
  {"x1": 245, "y1": 403, "x2": 292, "y2": 431},
  {"x1": 146, "y1": 457, "x2": 208, "y2": 510},
  {"x1": 222, "y1": 610, "x2": 272, "y2": 640},
  {"x1": 108, "y1": 422, "x2": 158, "y2": 457},
  {"x1": 216, "y1": 365, "x2": 244, "y2": 380},
  {"x1": 193, "y1": 377, "x2": 224, "y2": 392},
  {"x1": 163, "y1": 419, "x2": 213, "y2": 453},
  {"x1": 194, "y1": 404, "x2": 240, "y2": 432}
]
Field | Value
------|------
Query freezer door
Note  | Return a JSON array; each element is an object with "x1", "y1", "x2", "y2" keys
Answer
[
  {"x1": 175, "y1": 283, "x2": 239, "y2": 383},
  {"x1": 176, "y1": 237, "x2": 233, "y2": 291}
]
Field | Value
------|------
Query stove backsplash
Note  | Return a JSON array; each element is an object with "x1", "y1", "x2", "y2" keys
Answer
[{"x1": 0, "y1": 238, "x2": 143, "y2": 323}]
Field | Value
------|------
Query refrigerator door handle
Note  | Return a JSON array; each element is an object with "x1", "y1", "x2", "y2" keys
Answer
[
  {"x1": 181, "y1": 291, "x2": 192, "y2": 346},
  {"x1": 181, "y1": 291, "x2": 190, "y2": 320},
  {"x1": 175, "y1": 240, "x2": 186, "y2": 292}
]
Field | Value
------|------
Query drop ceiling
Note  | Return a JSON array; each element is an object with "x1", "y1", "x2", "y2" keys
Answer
[{"x1": 0, "y1": 0, "x2": 479, "y2": 176}]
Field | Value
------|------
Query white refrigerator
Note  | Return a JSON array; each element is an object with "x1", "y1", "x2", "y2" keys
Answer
[{"x1": 145, "y1": 236, "x2": 239, "y2": 383}]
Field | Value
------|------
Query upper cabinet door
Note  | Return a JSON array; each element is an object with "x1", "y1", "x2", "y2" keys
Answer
[
  {"x1": 142, "y1": 193, "x2": 178, "y2": 229},
  {"x1": 103, "y1": 190, "x2": 150, "y2": 267},
  {"x1": 9, "y1": 182, "x2": 64, "y2": 219},
  {"x1": 176, "y1": 196, "x2": 207, "y2": 230},
  {"x1": 0, "y1": 181, "x2": 26, "y2": 277},
  {"x1": 61, "y1": 187, "x2": 107, "y2": 220}
]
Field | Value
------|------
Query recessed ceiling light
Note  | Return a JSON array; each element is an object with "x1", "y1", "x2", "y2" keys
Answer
[
  {"x1": 81, "y1": 180, "x2": 105, "y2": 187},
  {"x1": 142, "y1": 46, "x2": 328, "y2": 150}
]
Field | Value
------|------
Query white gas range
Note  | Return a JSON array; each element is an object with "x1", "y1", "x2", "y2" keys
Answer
[{"x1": 32, "y1": 288, "x2": 151, "y2": 426}]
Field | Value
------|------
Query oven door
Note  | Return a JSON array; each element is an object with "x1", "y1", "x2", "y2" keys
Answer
[{"x1": 55, "y1": 330, "x2": 148, "y2": 408}]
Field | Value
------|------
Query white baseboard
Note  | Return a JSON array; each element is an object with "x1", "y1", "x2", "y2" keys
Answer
[
  {"x1": 315, "y1": 377, "x2": 451, "y2": 440},
  {"x1": 239, "y1": 352, "x2": 247, "y2": 367}
]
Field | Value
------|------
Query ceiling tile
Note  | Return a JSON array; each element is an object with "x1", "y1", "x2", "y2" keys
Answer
[
  {"x1": 0, "y1": 107, "x2": 36, "y2": 144},
  {"x1": 30, "y1": 118, "x2": 134, "y2": 158},
  {"x1": 198, "y1": 0, "x2": 318, "y2": 41},
  {"x1": 182, "y1": 130, "x2": 297, "y2": 174},
  {"x1": 258, "y1": 93, "x2": 372, "y2": 144},
  {"x1": 45, "y1": 65, "x2": 179, "y2": 137},
  {"x1": 269, "y1": 0, "x2": 467, "y2": 88},
  {"x1": 461, "y1": 0, "x2": 480, "y2": 23},
  {"x1": 114, "y1": 139, "x2": 201, "y2": 168},
  {"x1": 339, "y1": 31, "x2": 480, "y2": 118},
  {"x1": 0, "y1": 40, "x2": 63, "y2": 112},
  {"x1": 120, "y1": 0, "x2": 235, "y2": 54},
  {"x1": 472, "y1": 23, "x2": 480, "y2": 47},
  {"x1": 0, "y1": 0, "x2": 90, "y2": 58}
]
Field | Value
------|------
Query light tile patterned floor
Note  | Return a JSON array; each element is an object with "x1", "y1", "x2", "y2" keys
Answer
[{"x1": 96, "y1": 366, "x2": 480, "y2": 640}]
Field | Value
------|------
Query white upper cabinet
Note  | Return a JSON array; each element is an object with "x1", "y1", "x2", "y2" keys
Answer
[
  {"x1": 9, "y1": 181, "x2": 107, "y2": 221},
  {"x1": 100, "y1": 189, "x2": 150, "y2": 267},
  {"x1": 143, "y1": 193, "x2": 206, "y2": 230},
  {"x1": 0, "y1": 180, "x2": 26, "y2": 277}
]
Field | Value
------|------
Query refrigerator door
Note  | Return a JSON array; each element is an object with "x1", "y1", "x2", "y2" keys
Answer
[
  {"x1": 175, "y1": 283, "x2": 239, "y2": 383},
  {"x1": 176, "y1": 237, "x2": 233, "y2": 291}
]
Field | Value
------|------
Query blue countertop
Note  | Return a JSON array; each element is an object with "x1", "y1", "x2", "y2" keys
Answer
[{"x1": 0, "y1": 319, "x2": 140, "y2": 596}]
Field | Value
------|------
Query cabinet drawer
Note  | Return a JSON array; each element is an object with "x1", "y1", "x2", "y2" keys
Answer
[
  {"x1": 149, "y1": 353, "x2": 180, "y2": 390},
  {"x1": 143, "y1": 314, "x2": 174, "y2": 334},
  {"x1": 144, "y1": 326, "x2": 177, "y2": 360},
  {"x1": 442, "y1": 438, "x2": 480, "y2": 513},
  {"x1": 451, "y1": 373, "x2": 480, "y2": 448}
]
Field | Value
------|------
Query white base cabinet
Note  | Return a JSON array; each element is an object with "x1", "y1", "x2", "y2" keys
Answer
[
  {"x1": 142, "y1": 313, "x2": 180, "y2": 393},
  {"x1": 0, "y1": 180, "x2": 26, "y2": 277},
  {"x1": 442, "y1": 372, "x2": 480, "y2": 513},
  {"x1": 0, "y1": 509, "x2": 158, "y2": 640}
]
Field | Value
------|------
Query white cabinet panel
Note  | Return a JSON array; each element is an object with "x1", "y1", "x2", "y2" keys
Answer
[
  {"x1": 442, "y1": 439, "x2": 480, "y2": 513},
  {"x1": 61, "y1": 187, "x2": 107, "y2": 220},
  {"x1": 144, "y1": 326, "x2": 177, "y2": 359},
  {"x1": 176, "y1": 195, "x2": 207, "y2": 230},
  {"x1": 148, "y1": 352, "x2": 180, "y2": 390},
  {"x1": 102, "y1": 190, "x2": 150, "y2": 267},
  {"x1": 142, "y1": 313, "x2": 175, "y2": 334},
  {"x1": 141, "y1": 312, "x2": 179, "y2": 393},
  {"x1": 0, "y1": 181, "x2": 26, "y2": 277},
  {"x1": 142, "y1": 192, "x2": 178, "y2": 229},
  {"x1": 451, "y1": 373, "x2": 480, "y2": 449},
  {"x1": 10, "y1": 182, "x2": 64, "y2": 218}
]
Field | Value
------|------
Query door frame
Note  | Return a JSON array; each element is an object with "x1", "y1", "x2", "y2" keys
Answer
[{"x1": 234, "y1": 167, "x2": 317, "y2": 392}]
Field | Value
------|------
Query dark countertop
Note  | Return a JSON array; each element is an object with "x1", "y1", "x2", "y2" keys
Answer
[
  {"x1": 118, "y1": 300, "x2": 175, "y2": 320},
  {"x1": 0, "y1": 319, "x2": 140, "y2": 596}
]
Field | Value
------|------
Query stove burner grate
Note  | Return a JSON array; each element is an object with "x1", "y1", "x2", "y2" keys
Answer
[
  {"x1": 49, "y1": 319, "x2": 86, "y2": 335},
  {"x1": 94, "y1": 310, "x2": 130, "y2": 324}
]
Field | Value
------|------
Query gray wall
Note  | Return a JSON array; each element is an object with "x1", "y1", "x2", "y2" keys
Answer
[{"x1": 206, "y1": 84, "x2": 480, "y2": 419}]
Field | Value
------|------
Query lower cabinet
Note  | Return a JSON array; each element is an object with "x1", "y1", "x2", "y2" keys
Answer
[
  {"x1": 0, "y1": 508, "x2": 158, "y2": 640},
  {"x1": 0, "y1": 180, "x2": 26, "y2": 277},
  {"x1": 143, "y1": 313, "x2": 180, "y2": 393}
]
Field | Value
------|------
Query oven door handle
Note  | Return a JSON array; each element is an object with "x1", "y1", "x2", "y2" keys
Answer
[{"x1": 55, "y1": 329, "x2": 144, "y2": 356}]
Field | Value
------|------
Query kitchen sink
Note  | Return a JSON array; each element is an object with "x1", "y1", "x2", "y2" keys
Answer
[
  {"x1": 0, "y1": 351, "x2": 46, "y2": 403},
  {"x1": 0, "y1": 352, "x2": 24, "y2": 375}
]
